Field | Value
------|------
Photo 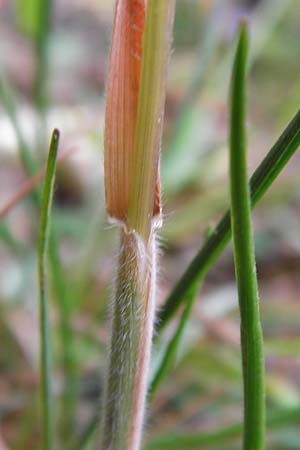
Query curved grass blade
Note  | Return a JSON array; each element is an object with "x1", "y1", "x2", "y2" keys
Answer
[
  {"x1": 144, "y1": 406, "x2": 300, "y2": 450},
  {"x1": 0, "y1": 69, "x2": 76, "y2": 440},
  {"x1": 157, "y1": 109, "x2": 300, "y2": 333},
  {"x1": 229, "y1": 23, "x2": 265, "y2": 449},
  {"x1": 38, "y1": 128, "x2": 60, "y2": 450},
  {"x1": 149, "y1": 282, "x2": 199, "y2": 398}
]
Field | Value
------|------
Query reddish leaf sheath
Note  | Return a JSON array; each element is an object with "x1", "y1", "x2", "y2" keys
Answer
[{"x1": 104, "y1": 0, "x2": 160, "y2": 225}]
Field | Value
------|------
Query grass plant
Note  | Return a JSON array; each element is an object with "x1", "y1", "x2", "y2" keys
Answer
[{"x1": 1, "y1": 2, "x2": 300, "y2": 450}]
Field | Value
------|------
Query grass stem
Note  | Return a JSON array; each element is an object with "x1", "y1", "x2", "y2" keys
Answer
[
  {"x1": 100, "y1": 230, "x2": 157, "y2": 450},
  {"x1": 229, "y1": 23, "x2": 265, "y2": 450}
]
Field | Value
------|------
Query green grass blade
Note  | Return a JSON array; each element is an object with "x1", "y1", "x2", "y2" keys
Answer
[
  {"x1": 157, "y1": 109, "x2": 300, "y2": 332},
  {"x1": 0, "y1": 70, "x2": 76, "y2": 440},
  {"x1": 35, "y1": 0, "x2": 52, "y2": 112},
  {"x1": 149, "y1": 282, "x2": 199, "y2": 398},
  {"x1": 144, "y1": 406, "x2": 300, "y2": 450},
  {"x1": 0, "y1": 73, "x2": 38, "y2": 178},
  {"x1": 38, "y1": 128, "x2": 60, "y2": 450},
  {"x1": 229, "y1": 23, "x2": 265, "y2": 450}
]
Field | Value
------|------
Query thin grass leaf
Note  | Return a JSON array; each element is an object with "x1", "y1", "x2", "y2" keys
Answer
[
  {"x1": 149, "y1": 282, "x2": 199, "y2": 397},
  {"x1": 14, "y1": 0, "x2": 40, "y2": 38},
  {"x1": 38, "y1": 128, "x2": 59, "y2": 450},
  {"x1": 157, "y1": 109, "x2": 300, "y2": 333},
  {"x1": 229, "y1": 23, "x2": 265, "y2": 450},
  {"x1": 35, "y1": 0, "x2": 52, "y2": 112},
  {"x1": 0, "y1": 68, "x2": 76, "y2": 441},
  {"x1": 144, "y1": 406, "x2": 300, "y2": 450},
  {"x1": 0, "y1": 73, "x2": 38, "y2": 178}
]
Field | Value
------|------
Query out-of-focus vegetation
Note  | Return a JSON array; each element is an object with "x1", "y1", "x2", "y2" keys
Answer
[{"x1": 0, "y1": 1, "x2": 300, "y2": 449}]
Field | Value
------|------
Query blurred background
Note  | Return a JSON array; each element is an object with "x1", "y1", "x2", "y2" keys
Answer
[{"x1": 0, "y1": 0, "x2": 300, "y2": 449}]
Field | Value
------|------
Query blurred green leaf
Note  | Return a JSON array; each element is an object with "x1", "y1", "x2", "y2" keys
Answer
[
  {"x1": 14, "y1": 0, "x2": 40, "y2": 38},
  {"x1": 145, "y1": 406, "x2": 300, "y2": 450},
  {"x1": 150, "y1": 283, "x2": 199, "y2": 397}
]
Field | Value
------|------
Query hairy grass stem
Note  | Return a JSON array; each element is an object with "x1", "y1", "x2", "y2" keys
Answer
[{"x1": 101, "y1": 1, "x2": 175, "y2": 449}]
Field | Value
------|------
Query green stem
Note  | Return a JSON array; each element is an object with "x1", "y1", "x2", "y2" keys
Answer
[
  {"x1": 100, "y1": 230, "x2": 157, "y2": 450},
  {"x1": 38, "y1": 129, "x2": 59, "y2": 450},
  {"x1": 230, "y1": 24, "x2": 265, "y2": 450},
  {"x1": 157, "y1": 109, "x2": 300, "y2": 332}
]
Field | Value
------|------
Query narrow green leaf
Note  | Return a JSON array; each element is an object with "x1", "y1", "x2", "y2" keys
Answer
[
  {"x1": 149, "y1": 282, "x2": 199, "y2": 398},
  {"x1": 157, "y1": 109, "x2": 300, "y2": 332},
  {"x1": 0, "y1": 69, "x2": 76, "y2": 441},
  {"x1": 0, "y1": 73, "x2": 38, "y2": 179},
  {"x1": 35, "y1": 0, "x2": 52, "y2": 112},
  {"x1": 14, "y1": 0, "x2": 40, "y2": 38},
  {"x1": 38, "y1": 128, "x2": 59, "y2": 450},
  {"x1": 229, "y1": 23, "x2": 265, "y2": 450},
  {"x1": 144, "y1": 406, "x2": 300, "y2": 450}
]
